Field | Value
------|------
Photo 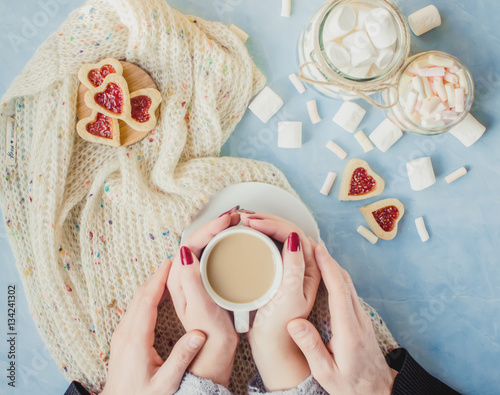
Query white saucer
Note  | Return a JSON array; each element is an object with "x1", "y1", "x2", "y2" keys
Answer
[{"x1": 181, "y1": 182, "x2": 320, "y2": 244}]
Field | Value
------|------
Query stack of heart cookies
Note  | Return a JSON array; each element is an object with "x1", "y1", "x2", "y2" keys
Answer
[{"x1": 76, "y1": 58, "x2": 162, "y2": 147}]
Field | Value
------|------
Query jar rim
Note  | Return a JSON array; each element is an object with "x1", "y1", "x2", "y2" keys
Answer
[{"x1": 390, "y1": 50, "x2": 475, "y2": 135}]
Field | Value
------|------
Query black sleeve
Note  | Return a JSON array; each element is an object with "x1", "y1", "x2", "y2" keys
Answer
[
  {"x1": 386, "y1": 348, "x2": 461, "y2": 395},
  {"x1": 64, "y1": 381, "x2": 91, "y2": 395}
]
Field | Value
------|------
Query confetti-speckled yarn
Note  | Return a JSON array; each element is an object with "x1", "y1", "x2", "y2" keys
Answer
[{"x1": 0, "y1": 1, "x2": 398, "y2": 393}]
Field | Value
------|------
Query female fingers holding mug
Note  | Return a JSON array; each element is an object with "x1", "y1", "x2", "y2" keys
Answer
[
  {"x1": 240, "y1": 213, "x2": 322, "y2": 392},
  {"x1": 167, "y1": 209, "x2": 241, "y2": 388}
]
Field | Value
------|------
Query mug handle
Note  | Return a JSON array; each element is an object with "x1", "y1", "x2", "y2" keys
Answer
[{"x1": 234, "y1": 311, "x2": 249, "y2": 333}]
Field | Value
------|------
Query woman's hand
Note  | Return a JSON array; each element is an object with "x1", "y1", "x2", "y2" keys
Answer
[
  {"x1": 240, "y1": 213, "x2": 322, "y2": 392},
  {"x1": 167, "y1": 209, "x2": 241, "y2": 387},
  {"x1": 102, "y1": 260, "x2": 207, "y2": 395},
  {"x1": 287, "y1": 243, "x2": 398, "y2": 395}
]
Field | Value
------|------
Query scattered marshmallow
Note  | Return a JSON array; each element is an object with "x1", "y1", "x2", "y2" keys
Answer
[
  {"x1": 289, "y1": 73, "x2": 306, "y2": 94},
  {"x1": 449, "y1": 113, "x2": 486, "y2": 147},
  {"x1": 326, "y1": 140, "x2": 348, "y2": 160},
  {"x1": 445, "y1": 166, "x2": 467, "y2": 184},
  {"x1": 357, "y1": 225, "x2": 378, "y2": 245},
  {"x1": 249, "y1": 86, "x2": 283, "y2": 123},
  {"x1": 369, "y1": 118, "x2": 403, "y2": 152},
  {"x1": 354, "y1": 130, "x2": 374, "y2": 152},
  {"x1": 406, "y1": 157, "x2": 436, "y2": 191},
  {"x1": 229, "y1": 24, "x2": 249, "y2": 43},
  {"x1": 365, "y1": 8, "x2": 397, "y2": 49},
  {"x1": 281, "y1": 0, "x2": 291, "y2": 17},
  {"x1": 323, "y1": 5, "x2": 356, "y2": 41},
  {"x1": 332, "y1": 101, "x2": 366, "y2": 133},
  {"x1": 320, "y1": 172, "x2": 337, "y2": 196},
  {"x1": 415, "y1": 217, "x2": 430, "y2": 243},
  {"x1": 278, "y1": 122, "x2": 302, "y2": 149},
  {"x1": 307, "y1": 100, "x2": 321, "y2": 124},
  {"x1": 408, "y1": 5, "x2": 441, "y2": 36}
]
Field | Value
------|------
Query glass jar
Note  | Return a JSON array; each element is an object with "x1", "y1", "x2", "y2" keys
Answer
[
  {"x1": 298, "y1": 0, "x2": 410, "y2": 103},
  {"x1": 384, "y1": 51, "x2": 475, "y2": 135}
]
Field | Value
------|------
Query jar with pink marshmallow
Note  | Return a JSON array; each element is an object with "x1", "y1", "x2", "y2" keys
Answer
[{"x1": 383, "y1": 50, "x2": 475, "y2": 135}]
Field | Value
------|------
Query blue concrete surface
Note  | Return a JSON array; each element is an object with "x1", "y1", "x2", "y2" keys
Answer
[{"x1": 0, "y1": 0, "x2": 499, "y2": 393}]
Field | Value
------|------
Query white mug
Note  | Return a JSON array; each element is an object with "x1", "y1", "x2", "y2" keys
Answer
[{"x1": 199, "y1": 226, "x2": 283, "y2": 333}]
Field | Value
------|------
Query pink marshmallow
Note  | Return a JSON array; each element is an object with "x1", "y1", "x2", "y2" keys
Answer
[
  {"x1": 433, "y1": 77, "x2": 448, "y2": 102},
  {"x1": 418, "y1": 67, "x2": 445, "y2": 77},
  {"x1": 454, "y1": 88, "x2": 465, "y2": 112},
  {"x1": 444, "y1": 73, "x2": 459, "y2": 84}
]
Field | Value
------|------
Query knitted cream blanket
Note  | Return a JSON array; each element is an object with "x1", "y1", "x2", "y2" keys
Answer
[{"x1": 0, "y1": 0, "x2": 397, "y2": 393}]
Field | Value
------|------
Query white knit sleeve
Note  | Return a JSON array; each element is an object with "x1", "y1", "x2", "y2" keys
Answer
[
  {"x1": 175, "y1": 373, "x2": 233, "y2": 395},
  {"x1": 247, "y1": 373, "x2": 327, "y2": 395}
]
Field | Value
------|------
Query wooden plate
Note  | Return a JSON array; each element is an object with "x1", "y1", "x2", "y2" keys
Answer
[{"x1": 77, "y1": 61, "x2": 160, "y2": 147}]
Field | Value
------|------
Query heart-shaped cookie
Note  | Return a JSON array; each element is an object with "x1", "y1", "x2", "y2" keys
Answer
[
  {"x1": 84, "y1": 74, "x2": 131, "y2": 120},
  {"x1": 125, "y1": 88, "x2": 163, "y2": 132},
  {"x1": 78, "y1": 58, "x2": 123, "y2": 90},
  {"x1": 76, "y1": 111, "x2": 120, "y2": 147},
  {"x1": 338, "y1": 158, "x2": 385, "y2": 201},
  {"x1": 359, "y1": 198, "x2": 405, "y2": 240}
]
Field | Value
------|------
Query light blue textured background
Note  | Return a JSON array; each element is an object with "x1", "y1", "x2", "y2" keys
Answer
[{"x1": 0, "y1": 0, "x2": 499, "y2": 394}]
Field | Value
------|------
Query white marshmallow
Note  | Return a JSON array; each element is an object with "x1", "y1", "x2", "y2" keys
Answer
[
  {"x1": 249, "y1": 86, "x2": 283, "y2": 123},
  {"x1": 281, "y1": 0, "x2": 291, "y2": 17},
  {"x1": 278, "y1": 122, "x2": 302, "y2": 149},
  {"x1": 404, "y1": 90, "x2": 418, "y2": 115},
  {"x1": 420, "y1": 97, "x2": 441, "y2": 117},
  {"x1": 343, "y1": 31, "x2": 377, "y2": 67},
  {"x1": 399, "y1": 73, "x2": 414, "y2": 93},
  {"x1": 332, "y1": 101, "x2": 366, "y2": 133},
  {"x1": 408, "y1": 5, "x2": 441, "y2": 36},
  {"x1": 445, "y1": 166, "x2": 467, "y2": 184},
  {"x1": 422, "y1": 76, "x2": 433, "y2": 98},
  {"x1": 355, "y1": 6, "x2": 371, "y2": 30},
  {"x1": 406, "y1": 157, "x2": 436, "y2": 191},
  {"x1": 354, "y1": 130, "x2": 374, "y2": 152},
  {"x1": 289, "y1": 73, "x2": 306, "y2": 94},
  {"x1": 325, "y1": 42, "x2": 351, "y2": 69},
  {"x1": 418, "y1": 67, "x2": 445, "y2": 77},
  {"x1": 357, "y1": 225, "x2": 378, "y2": 245},
  {"x1": 229, "y1": 24, "x2": 249, "y2": 43},
  {"x1": 454, "y1": 88, "x2": 465, "y2": 112},
  {"x1": 307, "y1": 100, "x2": 322, "y2": 124},
  {"x1": 342, "y1": 65, "x2": 372, "y2": 78},
  {"x1": 369, "y1": 118, "x2": 403, "y2": 152},
  {"x1": 415, "y1": 217, "x2": 430, "y2": 242},
  {"x1": 449, "y1": 113, "x2": 486, "y2": 147},
  {"x1": 444, "y1": 73, "x2": 459, "y2": 85},
  {"x1": 375, "y1": 46, "x2": 395, "y2": 70},
  {"x1": 428, "y1": 55, "x2": 454, "y2": 68},
  {"x1": 323, "y1": 5, "x2": 356, "y2": 41},
  {"x1": 411, "y1": 76, "x2": 425, "y2": 100},
  {"x1": 441, "y1": 110, "x2": 459, "y2": 120},
  {"x1": 326, "y1": 140, "x2": 348, "y2": 160},
  {"x1": 421, "y1": 119, "x2": 445, "y2": 129},
  {"x1": 445, "y1": 84, "x2": 455, "y2": 107},
  {"x1": 433, "y1": 77, "x2": 447, "y2": 102},
  {"x1": 365, "y1": 8, "x2": 398, "y2": 49},
  {"x1": 456, "y1": 69, "x2": 469, "y2": 94},
  {"x1": 320, "y1": 172, "x2": 337, "y2": 196}
]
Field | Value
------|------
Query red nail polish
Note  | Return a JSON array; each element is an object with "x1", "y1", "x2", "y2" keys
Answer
[
  {"x1": 218, "y1": 205, "x2": 240, "y2": 218},
  {"x1": 180, "y1": 246, "x2": 193, "y2": 265},
  {"x1": 247, "y1": 216, "x2": 264, "y2": 220},
  {"x1": 238, "y1": 209, "x2": 256, "y2": 214},
  {"x1": 288, "y1": 232, "x2": 300, "y2": 252}
]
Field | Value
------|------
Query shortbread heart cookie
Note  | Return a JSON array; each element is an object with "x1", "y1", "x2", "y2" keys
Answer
[
  {"x1": 338, "y1": 158, "x2": 385, "y2": 201},
  {"x1": 125, "y1": 88, "x2": 163, "y2": 132},
  {"x1": 78, "y1": 58, "x2": 123, "y2": 90},
  {"x1": 84, "y1": 74, "x2": 131, "y2": 120},
  {"x1": 76, "y1": 111, "x2": 120, "y2": 147},
  {"x1": 359, "y1": 198, "x2": 405, "y2": 240}
]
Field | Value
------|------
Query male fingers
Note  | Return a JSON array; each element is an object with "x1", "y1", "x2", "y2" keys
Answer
[
  {"x1": 152, "y1": 330, "x2": 206, "y2": 394},
  {"x1": 287, "y1": 319, "x2": 336, "y2": 385}
]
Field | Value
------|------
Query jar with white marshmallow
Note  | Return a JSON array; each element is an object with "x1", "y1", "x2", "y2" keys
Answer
[
  {"x1": 384, "y1": 51, "x2": 475, "y2": 135},
  {"x1": 298, "y1": 0, "x2": 410, "y2": 103}
]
